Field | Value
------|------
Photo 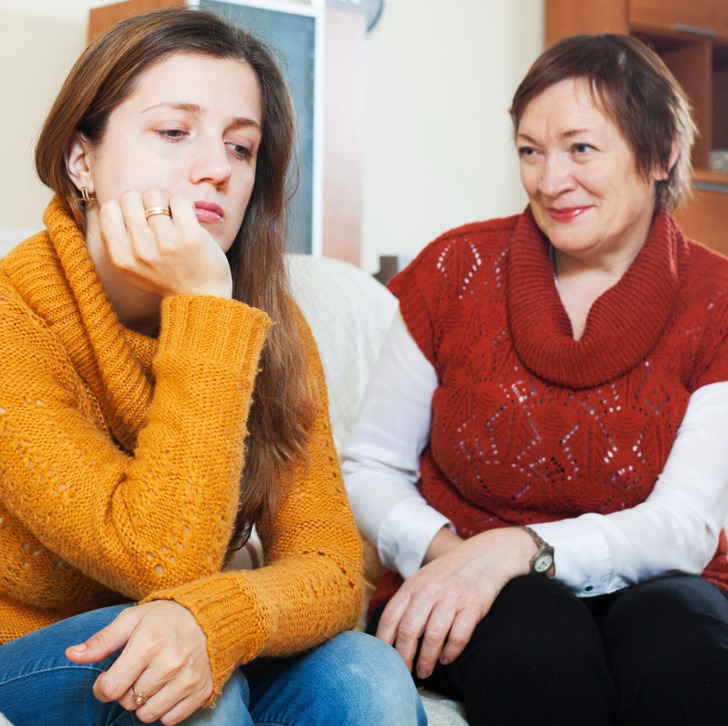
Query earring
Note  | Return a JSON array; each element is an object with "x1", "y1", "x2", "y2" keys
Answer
[{"x1": 80, "y1": 186, "x2": 96, "y2": 202}]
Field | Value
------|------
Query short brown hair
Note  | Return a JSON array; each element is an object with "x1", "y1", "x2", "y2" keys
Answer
[
  {"x1": 35, "y1": 8, "x2": 315, "y2": 546},
  {"x1": 510, "y1": 33, "x2": 696, "y2": 209}
]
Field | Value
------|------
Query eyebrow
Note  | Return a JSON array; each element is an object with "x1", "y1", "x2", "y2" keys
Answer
[
  {"x1": 142, "y1": 102, "x2": 261, "y2": 130},
  {"x1": 516, "y1": 129, "x2": 591, "y2": 142}
]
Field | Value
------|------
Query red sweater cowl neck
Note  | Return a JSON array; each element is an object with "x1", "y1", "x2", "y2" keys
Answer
[{"x1": 370, "y1": 208, "x2": 728, "y2": 617}]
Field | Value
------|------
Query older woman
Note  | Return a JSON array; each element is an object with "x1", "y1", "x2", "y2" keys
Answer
[
  {"x1": 0, "y1": 8, "x2": 424, "y2": 726},
  {"x1": 343, "y1": 33, "x2": 728, "y2": 725}
]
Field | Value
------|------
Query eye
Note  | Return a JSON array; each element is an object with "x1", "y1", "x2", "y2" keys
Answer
[
  {"x1": 572, "y1": 142, "x2": 595, "y2": 154},
  {"x1": 157, "y1": 129, "x2": 187, "y2": 141},
  {"x1": 518, "y1": 145, "x2": 538, "y2": 160},
  {"x1": 227, "y1": 143, "x2": 253, "y2": 160}
]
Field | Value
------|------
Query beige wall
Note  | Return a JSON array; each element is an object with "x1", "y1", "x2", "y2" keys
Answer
[
  {"x1": 0, "y1": 0, "x2": 543, "y2": 270},
  {"x1": 361, "y1": 0, "x2": 543, "y2": 271},
  {"x1": 0, "y1": 4, "x2": 89, "y2": 229}
]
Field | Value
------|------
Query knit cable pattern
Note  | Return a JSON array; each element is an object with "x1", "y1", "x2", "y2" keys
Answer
[
  {"x1": 0, "y1": 199, "x2": 362, "y2": 701},
  {"x1": 370, "y1": 208, "x2": 728, "y2": 616}
]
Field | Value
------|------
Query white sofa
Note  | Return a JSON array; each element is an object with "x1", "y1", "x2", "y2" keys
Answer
[{"x1": 0, "y1": 227, "x2": 467, "y2": 725}]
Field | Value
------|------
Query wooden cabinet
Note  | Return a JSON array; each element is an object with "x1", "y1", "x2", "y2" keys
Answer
[
  {"x1": 628, "y1": 0, "x2": 715, "y2": 35},
  {"x1": 717, "y1": 4, "x2": 728, "y2": 39},
  {"x1": 546, "y1": 0, "x2": 728, "y2": 256}
]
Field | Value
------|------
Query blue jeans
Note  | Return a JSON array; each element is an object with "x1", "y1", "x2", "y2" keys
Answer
[{"x1": 0, "y1": 605, "x2": 426, "y2": 725}]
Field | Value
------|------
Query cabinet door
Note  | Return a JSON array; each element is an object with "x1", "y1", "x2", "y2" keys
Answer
[
  {"x1": 714, "y1": 2, "x2": 728, "y2": 40},
  {"x1": 545, "y1": 0, "x2": 628, "y2": 43},
  {"x1": 629, "y1": 0, "x2": 713, "y2": 34},
  {"x1": 674, "y1": 187, "x2": 728, "y2": 257}
]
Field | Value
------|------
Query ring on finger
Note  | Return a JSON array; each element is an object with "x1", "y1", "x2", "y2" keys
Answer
[
  {"x1": 144, "y1": 206, "x2": 171, "y2": 220},
  {"x1": 131, "y1": 688, "x2": 148, "y2": 707}
]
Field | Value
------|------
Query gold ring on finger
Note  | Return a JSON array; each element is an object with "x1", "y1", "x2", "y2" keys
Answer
[
  {"x1": 144, "y1": 206, "x2": 171, "y2": 220},
  {"x1": 131, "y1": 688, "x2": 148, "y2": 707}
]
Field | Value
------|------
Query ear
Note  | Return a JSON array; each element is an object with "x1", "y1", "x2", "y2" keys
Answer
[
  {"x1": 64, "y1": 132, "x2": 95, "y2": 195},
  {"x1": 654, "y1": 136, "x2": 680, "y2": 182}
]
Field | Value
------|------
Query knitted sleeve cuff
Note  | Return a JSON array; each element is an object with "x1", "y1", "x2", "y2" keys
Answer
[
  {"x1": 141, "y1": 572, "x2": 267, "y2": 705},
  {"x1": 157, "y1": 295, "x2": 272, "y2": 368}
]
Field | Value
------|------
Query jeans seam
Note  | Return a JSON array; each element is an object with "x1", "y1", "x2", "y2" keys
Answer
[{"x1": 0, "y1": 663, "x2": 105, "y2": 688}]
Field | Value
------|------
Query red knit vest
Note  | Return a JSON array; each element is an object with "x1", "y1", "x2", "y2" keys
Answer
[{"x1": 370, "y1": 208, "x2": 728, "y2": 616}]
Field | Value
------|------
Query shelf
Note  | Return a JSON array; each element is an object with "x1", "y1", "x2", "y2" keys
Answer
[
  {"x1": 694, "y1": 167, "x2": 728, "y2": 189},
  {"x1": 695, "y1": 167, "x2": 728, "y2": 183},
  {"x1": 546, "y1": 0, "x2": 728, "y2": 257},
  {"x1": 629, "y1": 0, "x2": 728, "y2": 41}
]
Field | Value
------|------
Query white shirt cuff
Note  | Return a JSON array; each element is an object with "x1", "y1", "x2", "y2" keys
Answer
[
  {"x1": 379, "y1": 497, "x2": 453, "y2": 578},
  {"x1": 530, "y1": 519, "x2": 616, "y2": 597}
]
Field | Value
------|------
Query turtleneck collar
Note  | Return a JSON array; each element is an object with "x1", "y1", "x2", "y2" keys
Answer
[
  {"x1": 3, "y1": 196, "x2": 155, "y2": 450},
  {"x1": 507, "y1": 206, "x2": 684, "y2": 389}
]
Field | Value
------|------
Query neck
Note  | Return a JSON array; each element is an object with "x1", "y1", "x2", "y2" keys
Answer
[
  {"x1": 552, "y1": 243, "x2": 645, "y2": 342},
  {"x1": 552, "y1": 243, "x2": 642, "y2": 285}
]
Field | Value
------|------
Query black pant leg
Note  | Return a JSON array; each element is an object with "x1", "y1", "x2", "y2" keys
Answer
[
  {"x1": 451, "y1": 576, "x2": 616, "y2": 726},
  {"x1": 595, "y1": 574, "x2": 728, "y2": 726},
  {"x1": 369, "y1": 575, "x2": 617, "y2": 726}
]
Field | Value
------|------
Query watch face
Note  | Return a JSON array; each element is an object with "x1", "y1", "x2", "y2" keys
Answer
[{"x1": 533, "y1": 550, "x2": 553, "y2": 574}]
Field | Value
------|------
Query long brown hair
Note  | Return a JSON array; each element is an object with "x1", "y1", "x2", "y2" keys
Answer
[
  {"x1": 510, "y1": 33, "x2": 696, "y2": 210},
  {"x1": 35, "y1": 7, "x2": 316, "y2": 547}
]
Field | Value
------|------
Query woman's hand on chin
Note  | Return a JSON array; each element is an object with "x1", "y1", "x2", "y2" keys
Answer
[
  {"x1": 99, "y1": 189, "x2": 233, "y2": 300},
  {"x1": 66, "y1": 600, "x2": 213, "y2": 725},
  {"x1": 376, "y1": 526, "x2": 537, "y2": 679}
]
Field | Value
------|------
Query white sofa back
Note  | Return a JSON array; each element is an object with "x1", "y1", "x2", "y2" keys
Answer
[{"x1": 0, "y1": 228, "x2": 38, "y2": 257}]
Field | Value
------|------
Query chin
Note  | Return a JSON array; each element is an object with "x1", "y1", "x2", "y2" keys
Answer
[
  {"x1": 218, "y1": 237, "x2": 236, "y2": 254},
  {"x1": 546, "y1": 231, "x2": 589, "y2": 255}
]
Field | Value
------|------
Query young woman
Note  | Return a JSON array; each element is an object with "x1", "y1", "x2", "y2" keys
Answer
[
  {"x1": 0, "y1": 8, "x2": 425, "y2": 726},
  {"x1": 343, "y1": 33, "x2": 728, "y2": 725}
]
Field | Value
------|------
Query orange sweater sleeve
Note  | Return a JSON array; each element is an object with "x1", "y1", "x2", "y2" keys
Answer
[
  {"x1": 141, "y1": 316, "x2": 364, "y2": 702},
  {"x1": 0, "y1": 289, "x2": 270, "y2": 610}
]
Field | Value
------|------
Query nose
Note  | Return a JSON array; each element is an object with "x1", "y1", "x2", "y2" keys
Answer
[
  {"x1": 538, "y1": 151, "x2": 575, "y2": 198},
  {"x1": 190, "y1": 134, "x2": 231, "y2": 187}
]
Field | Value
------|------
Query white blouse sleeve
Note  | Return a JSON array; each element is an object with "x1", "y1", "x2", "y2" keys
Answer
[
  {"x1": 342, "y1": 308, "x2": 728, "y2": 595},
  {"x1": 340, "y1": 308, "x2": 449, "y2": 578},
  {"x1": 532, "y1": 380, "x2": 728, "y2": 596}
]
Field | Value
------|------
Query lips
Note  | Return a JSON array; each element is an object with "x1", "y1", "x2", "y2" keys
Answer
[
  {"x1": 194, "y1": 200, "x2": 224, "y2": 223},
  {"x1": 547, "y1": 206, "x2": 592, "y2": 222}
]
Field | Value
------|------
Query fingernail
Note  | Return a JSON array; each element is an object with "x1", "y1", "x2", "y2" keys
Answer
[{"x1": 68, "y1": 643, "x2": 87, "y2": 653}]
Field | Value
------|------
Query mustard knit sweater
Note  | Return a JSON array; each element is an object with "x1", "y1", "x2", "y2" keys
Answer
[{"x1": 0, "y1": 198, "x2": 363, "y2": 700}]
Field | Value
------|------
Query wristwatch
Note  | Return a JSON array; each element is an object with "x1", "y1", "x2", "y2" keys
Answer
[{"x1": 520, "y1": 526, "x2": 555, "y2": 576}]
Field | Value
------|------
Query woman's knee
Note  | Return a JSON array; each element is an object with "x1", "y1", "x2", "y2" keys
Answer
[
  {"x1": 183, "y1": 668, "x2": 251, "y2": 726},
  {"x1": 600, "y1": 575, "x2": 728, "y2": 723},
  {"x1": 314, "y1": 631, "x2": 426, "y2": 725},
  {"x1": 601, "y1": 575, "x2": 728, "y2": 668},
  {"x1": 0, "y1": 605, "x2": 132, "y2": 686},
  {"x1": 475, "y1": 576, "x2": 607, "y2": 666},
  {"x1": 0, "y1": 606, "x2": 134, "y2": 726},
  {"x1": 457, "y1": 577, "x2": 615, "y2": 726},
  {"x1": 247, "y1": 630, "x2": 425, "y2": 725}
]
